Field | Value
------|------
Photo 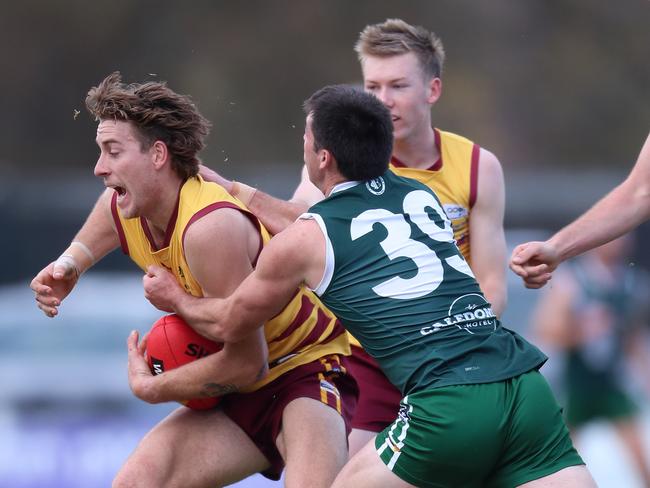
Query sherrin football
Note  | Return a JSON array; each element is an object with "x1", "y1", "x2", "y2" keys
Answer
[{"x1": 146, "y1": 314, "x2": 223, "y2": 410}]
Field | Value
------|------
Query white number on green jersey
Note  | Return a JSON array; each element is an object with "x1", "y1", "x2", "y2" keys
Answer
[{"x1": 350, "y1": 190, "x2": 474, "y2": 300}]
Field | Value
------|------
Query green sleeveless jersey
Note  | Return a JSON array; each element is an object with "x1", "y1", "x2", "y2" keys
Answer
[{"x1": 302, "y1": 171, "x2": 546, "y2": 394}]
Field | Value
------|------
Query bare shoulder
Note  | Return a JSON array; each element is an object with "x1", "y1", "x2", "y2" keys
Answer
[
  {"x1": 183, "y1": 206, "x2": 259, "y2": 265},
  {"x1": 183, "y1": 206, "x2": 259, "y2": 295},
  {"x1": 184, "y1": 206, "x2": 256, "y2": 242},
  {"x1": 257, "y1": 217, "x2": 325, "y2": 286},
  {"x1": 478, "y1": 147, "x2": 504, "y2": 178},
  {"x1": 474, "y1": 148, "x2": 505, "y2": 209},
  {"x1": 98, "y1": 186, "x2": 115, "y2": 205},
  {"x1": 629, "y1": 132, "x2": 650, "y2": 182},
  {"x1": 267, "y1": 218, "x2": 323, "y2": 255},
  {"x1": 97, "y1": 187, "x2": 117, "y2": 218}
]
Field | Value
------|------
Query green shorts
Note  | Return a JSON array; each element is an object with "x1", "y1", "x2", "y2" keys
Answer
[{"x1": 375, "y1": 370, "x2": 583, "y2": 488}]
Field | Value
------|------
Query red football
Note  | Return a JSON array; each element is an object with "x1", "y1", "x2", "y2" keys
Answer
[{"x1": 146, "y1": 314, "x2": 223, "y2": 410}]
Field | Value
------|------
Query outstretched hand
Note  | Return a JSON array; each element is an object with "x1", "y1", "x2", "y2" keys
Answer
[
  {"x1": 143, "y1": 265, "x2": 185, "y2": 312},
  {"x1": 30, "y1": 259, "x2": 79, "y2": 317},
  {"x1": 509, "y1": 241, "x2": 560, "y2": 289}
]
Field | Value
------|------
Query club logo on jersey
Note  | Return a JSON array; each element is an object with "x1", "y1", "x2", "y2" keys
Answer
[
  {"x1": 366, "y1": 176, "x2": 386, "y2": 195},
  {"x1": 420, "y1": 293, "x2": 497, "y2": 336},
  {"x1": 443, "y1": 203, "x2": 468, "y2": 221}
]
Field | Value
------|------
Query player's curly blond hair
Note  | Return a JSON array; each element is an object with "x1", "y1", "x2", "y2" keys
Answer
[
  {"x1": 85, "y1": 72, "x2": 211, "y2": 180},
  {"x1": 355, "y1": 18, "x2": 446, "y2": 79}
]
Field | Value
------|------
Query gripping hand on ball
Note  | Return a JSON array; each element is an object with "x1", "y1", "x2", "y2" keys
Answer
[{"x1": 127, "y1": 330, "x2": 160, "y2": 403}]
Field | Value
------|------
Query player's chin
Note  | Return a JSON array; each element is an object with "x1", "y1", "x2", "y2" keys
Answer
[
  {"x1": 391, "y1": 126, "x2": 407, "y2": 141},
  {"x1": 116, "y1": 195, "x2": 138, "y2": 219}
]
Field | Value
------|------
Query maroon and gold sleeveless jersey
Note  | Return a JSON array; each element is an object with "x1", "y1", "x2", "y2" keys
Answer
[
  {"x1": 111, "y1": 175, "x2": 350, "y2": 392},
  {"x1": 389, "y1": 128, "x2": 479, "y2": 262}
]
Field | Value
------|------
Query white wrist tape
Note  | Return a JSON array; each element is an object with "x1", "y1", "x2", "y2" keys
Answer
[
  {"x1": 70, "y1": 241, "x2": 96, "y2": 266},
  {"x1": 55, "y1": 241, "x2": 96, "y2": 276},
  {"x1": 54, "y1": 254, "x2": 80, "y2": 278}
]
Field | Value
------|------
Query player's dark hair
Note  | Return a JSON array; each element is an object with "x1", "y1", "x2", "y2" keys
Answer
[
  {"x1": 85, "y1": 72, "x2": 210, "y2": 180},
  {"x1": 303, "y1": 85, "x2": 393, "y2": 181}
]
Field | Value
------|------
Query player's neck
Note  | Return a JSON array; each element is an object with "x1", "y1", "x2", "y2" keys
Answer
[
  {"x1": 143, "y1": 178, "x2": 183, "y2": 246},
  {"x1": 321, "y1": 173, "x2": 348, "y2": 197},
  {"x1": 392, "y1": 126, "x2": 439, "y2": 170}
]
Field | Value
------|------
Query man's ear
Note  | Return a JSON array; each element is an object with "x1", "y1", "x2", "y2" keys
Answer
[
  {"x1": 319, "y1": 149, "x2": 332, "y2": 170},
  {"x1": 427, "y1": 77, "x2": 442, "y2": 105},
  {"x1": 151, "y1": 141, "x2": 169, "y2": 169}
]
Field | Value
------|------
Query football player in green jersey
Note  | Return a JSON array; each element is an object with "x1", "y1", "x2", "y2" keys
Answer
[{"x1": 144, "y1": 85, "x2": 596, "y2": 488}]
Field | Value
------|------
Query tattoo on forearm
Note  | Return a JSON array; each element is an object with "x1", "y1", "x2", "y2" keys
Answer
[{"x1": 200, "y1": 382, "x2": 238, "y2": 397}]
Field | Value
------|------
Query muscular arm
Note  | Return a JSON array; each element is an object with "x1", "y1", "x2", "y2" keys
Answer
[
  {"x1": 203, "y1": 164, "x2": 325, "y2": 235},
  {"x1": 469, "y1": 149, "x2": 507, "y2": 316},
  {"x1": 145, "y1": 219, "x2": 324, "y2": 345},
  {"x1": 511, "y1": 132, "x2": 650, "y2": 288},
  {"x1": 547, "y1": 133, "x2": 650, "y2": 258},
  {"x1": 31, "y1": 188, "x2": 119, "y2": 316},
  {"x1": 243, "y1": 166, "x2": 325, "y2": 234},
  {"x1": 131, "y1": 208, "x2": 269, "y2": 403}
]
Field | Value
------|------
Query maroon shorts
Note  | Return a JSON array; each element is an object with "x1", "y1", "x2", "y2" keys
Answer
[
  {"x1": 347, "y1": 346, "x2": 402, "y2": 432},
  {"x1": 221, "y1": 354, "x2": 358, "y2": 480}
]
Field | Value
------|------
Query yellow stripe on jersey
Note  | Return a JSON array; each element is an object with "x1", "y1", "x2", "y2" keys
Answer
[{"x1": 112, "y1": 175, "x2": 350, "y2": 391}]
